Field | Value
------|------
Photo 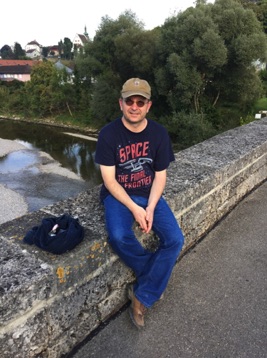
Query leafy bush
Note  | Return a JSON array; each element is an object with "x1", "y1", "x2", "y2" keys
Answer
[
  {"x1": 253, "y1": 97, "x2": 267, "y2": 112},
  {"x1": 160, "y1": 111, "x2": 217, "y2": 150}
]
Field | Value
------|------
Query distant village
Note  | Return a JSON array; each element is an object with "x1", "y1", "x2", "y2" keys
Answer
[
  {"x1": 23, "y1": 27, "x2": 89, "y2": 59},
  {"x1": 0, "y1": 28, "x2": 90, "y2": 82}
]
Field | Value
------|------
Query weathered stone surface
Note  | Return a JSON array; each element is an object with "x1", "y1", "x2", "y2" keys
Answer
[
  {"x1": 0, "y1": 118, "x2": 267, "y2": 357},
  {"x1": 0, "y1": 235, "x2": 54, "y2": 325},
  {"x1": 0, "y1": 184, "x2": 28, "y2": 225}
]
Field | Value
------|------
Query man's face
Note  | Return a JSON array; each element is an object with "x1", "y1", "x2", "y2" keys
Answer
[{"x1": 119, "y1": 95, "x2": 152, "y2": 127}]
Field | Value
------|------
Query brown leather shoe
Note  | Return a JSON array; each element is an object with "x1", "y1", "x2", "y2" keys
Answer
[{"x1": 128, "y1": 286, "x2": 146, "y2": 329}]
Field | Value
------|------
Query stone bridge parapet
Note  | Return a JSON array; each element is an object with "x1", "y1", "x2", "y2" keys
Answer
[{"x1": 0, "y1": 118, "x2": 267, "y2": 357}]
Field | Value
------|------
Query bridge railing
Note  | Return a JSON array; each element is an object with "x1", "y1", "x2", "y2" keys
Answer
[{"x1": 0, "y1": 118, "x2": 267, "y2": 358}]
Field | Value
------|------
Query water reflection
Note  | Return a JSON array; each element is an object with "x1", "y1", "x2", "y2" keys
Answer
[
  {"x1": 0, "y1": 150, "x2": 38, "y2": 173},
  {"x1": 0, "y1": 119, "x2": 102, "y2": 186}
]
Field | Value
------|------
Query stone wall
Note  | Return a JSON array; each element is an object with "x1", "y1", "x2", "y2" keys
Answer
[{"x1": 0, "y1": 118, "x2": 267, "y2": 358}]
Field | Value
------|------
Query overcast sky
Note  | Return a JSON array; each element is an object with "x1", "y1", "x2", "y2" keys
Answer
[{"x1": 1, "y1": 0, "x2": 214, "y2": 49}]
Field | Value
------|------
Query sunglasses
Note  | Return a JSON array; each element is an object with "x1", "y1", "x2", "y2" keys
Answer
[{"x1": 124, "y1": 98, "x2": 149, "y2": 108}]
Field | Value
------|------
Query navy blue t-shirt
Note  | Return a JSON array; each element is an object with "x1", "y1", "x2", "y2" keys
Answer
[{"x1": 95, "y1": 117, "x2": 175, "y2": 200}]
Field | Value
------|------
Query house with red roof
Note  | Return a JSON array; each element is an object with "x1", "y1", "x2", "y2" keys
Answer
[
  {"x1": 0, "y1": 60, "x2": 37, "y2": 67},
  {"x1": 0, "y1": 59, "x2": 38, "y2": 82},
  {"x1": 0, "y1": 64, "x2": 32, "y2": 82}
]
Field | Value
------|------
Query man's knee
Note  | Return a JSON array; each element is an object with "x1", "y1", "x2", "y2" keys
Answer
[
  {"x1": 168, "y1": 228, "x2": 184, "y2": 252},
  {"x1": 108, "y1": 228, "x2": 134, "y2": 249}
]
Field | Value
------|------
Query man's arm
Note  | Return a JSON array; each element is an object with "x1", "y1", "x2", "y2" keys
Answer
[
  {"x1": 145, "y1": 169, "x2": 167, "y2": 233},
  {"x1": 100, "y1": 165, "x2": 150, "y2": 232}
]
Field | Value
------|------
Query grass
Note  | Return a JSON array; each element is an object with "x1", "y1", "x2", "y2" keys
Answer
[{"x1": 253, "y1": 98, "x2": 267, "y2": 112}]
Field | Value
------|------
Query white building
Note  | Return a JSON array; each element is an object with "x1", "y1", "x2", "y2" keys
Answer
[
  {"x1": 25, "y1": 40, "x2": 42, "y2": 59},
  {"x1": 72, "y1": 26, "x2": 90, "y2": 52}
]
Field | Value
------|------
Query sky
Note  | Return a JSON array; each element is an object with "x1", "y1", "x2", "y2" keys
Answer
[{"x1": 1, "y1": 0, "x2": 214, "y2": 49}]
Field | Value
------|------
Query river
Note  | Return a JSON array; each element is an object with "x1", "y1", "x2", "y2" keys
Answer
[{"x1": 0, "y1": 118, "x2": 102, "y2": 213}]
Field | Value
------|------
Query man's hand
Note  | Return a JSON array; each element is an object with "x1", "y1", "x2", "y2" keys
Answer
[
  {"x1": 145, "y1": 206, "x2": 154, "y2": 234},
  {"x1": 132, "y1": 204, "x2": 151, "y2": 234},
  {"x1": 132, "y1": 204, "x2": 155, "y2": 234}
]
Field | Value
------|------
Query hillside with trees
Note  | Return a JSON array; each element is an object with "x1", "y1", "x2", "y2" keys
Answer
[{"x1": 1, "y1": 0, "x2": 267, "y2": 150}]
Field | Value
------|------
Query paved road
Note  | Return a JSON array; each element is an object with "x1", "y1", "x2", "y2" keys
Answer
[{"x1": 68, "y1": 180, "x2": 267, "y2": 358}]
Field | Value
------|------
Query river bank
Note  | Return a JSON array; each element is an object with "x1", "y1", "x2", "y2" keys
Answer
[
  {"x1": 0, "y1": 137, "x2": 90, "y2": 224},
  {"x1": 0, "y1": 115, "x2": 99, "y2": 138}
]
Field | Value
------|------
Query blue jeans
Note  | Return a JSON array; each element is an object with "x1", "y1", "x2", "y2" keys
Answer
[{"x1": 103, "y1": 195, "x2": 184, "y2": 308}]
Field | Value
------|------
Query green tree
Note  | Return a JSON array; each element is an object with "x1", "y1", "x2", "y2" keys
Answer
[
  {"x1": 114, "y1": 27, "x2": 160, "y2": 83},
  {"x1": 24, "y1": 62, "x2": 75, "y2": 117},
  {"x1": 211, "y1": 0, "x2": 267, "y2": 109},
  {"x1": 14, "y1": 42, "x2": 26, "y2": 59},
  {"x1": 157, "y1": 3, "x2": 228, "y2": 113},
  {"x1": 3, "y1": 1, "x2": 267, "y2": 151},
  {"x1": 73, "y1": 41, "x2": 100, "y2": 121},
  {"x1": 156, "y1": 0, "x2": 267, "y2": 116},
  {"x1": 161, "y1": 110, "x2": 217, "y2": 150},
  {"x1": 194, "y1": 0, "x2": 208, "y2": 5},
  {"x1": 238, "y1": 0, "x2": 267, "y2": 33},
  {"x1": 42, "y1": 46, "x2": 49, "y2": 58},
  {"x1": 62, "y1": 37, "x2": 73, "y2": 60},
  {"x1": 0, "y1": 83, "x2": 12, "y2": 112},
  {"x1": 24, "y1": 62, "x2": 55, "y2": 116},
  {"x1": 74, "y1": 10, "x2": 155, "y2": 123},
  {"x1": 50, "y1": 67, "x2": 76, "y2": 115},
  {"x1": 58, "y1": 40, "x2": 63, "y2": 58},
  {"x1": 0, "y1": 80, "x2": 26, "y2": 115},
  {"x1": 91, "y1": 11, "x2": 144, "y2": 74},
  {"x1": 0, "y1": 45, "x2": 14, "y2": 59}
]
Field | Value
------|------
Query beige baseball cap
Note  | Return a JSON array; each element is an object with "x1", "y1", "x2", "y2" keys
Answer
[{"x1": 121, "y1": 78, "x2": 151, "y2": 99}]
